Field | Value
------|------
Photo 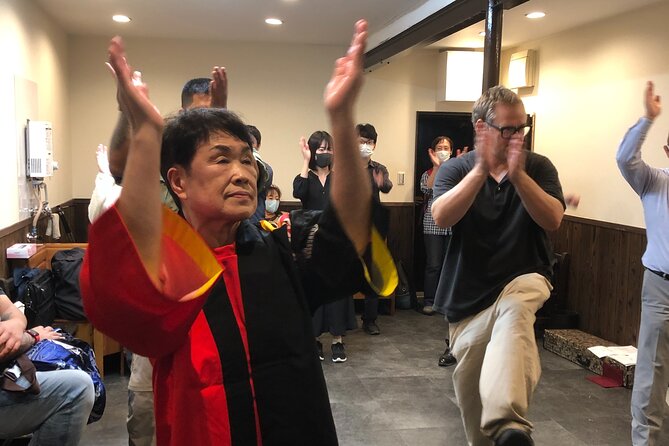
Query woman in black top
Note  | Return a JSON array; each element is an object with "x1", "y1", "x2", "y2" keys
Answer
[{"x1": 293, "y1": 131, "x2": 357, "y2": 363}]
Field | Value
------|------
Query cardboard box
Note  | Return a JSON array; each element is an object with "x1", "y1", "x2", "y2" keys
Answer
[
  {"x1": 544, "y1": 329, "x2": 635, "y2": 388},
  {"x1": 6, "y1": 243, "x2": 38, "y2": 259}
]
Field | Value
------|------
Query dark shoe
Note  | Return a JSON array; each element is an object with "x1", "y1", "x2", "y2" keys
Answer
[
  {"x1": 331, "y1": 342, "x2": 347, "y2": 363},
  {"x1": 421, "y1": 305, "x2": 435, "y2": 315},
  {"x1": 495, "y1": 429, "x2": 534, "y2": 446},
  {"x1": 438, "y1": 348, "x2": 457, "y2": 367},
  {"x1": 362, "y1": 321, "x2": 380, "y2": 335},
  {"x1": 316, "y1": 340, "x2": 324, "y2": 361}
]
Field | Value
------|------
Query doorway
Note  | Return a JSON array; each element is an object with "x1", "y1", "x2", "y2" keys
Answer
[{"x1": 413, "y1": 111, "x2": 474, "y2": 293}]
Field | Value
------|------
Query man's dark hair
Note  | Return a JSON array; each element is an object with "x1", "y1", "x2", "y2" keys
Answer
[
  {"x1": 161, "y1": 108, "x2": 255, "y2": 208},
  {"x1": 356, "y1": 123, "x2": 377, "y2": 143},
  {"x1": 247, "y1": 125, "x2": 262, "y2": 148},
  {"x1": 181, "y1": 78, "x2": 211, "y2": 108},
  {"x1": 307, "y1": 130, "x2": 333, "y2": 170}
]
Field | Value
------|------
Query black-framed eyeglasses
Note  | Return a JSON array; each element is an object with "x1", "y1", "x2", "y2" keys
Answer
[{"x1": 485, "y1": 121, "x2": 532, "y2": 139}]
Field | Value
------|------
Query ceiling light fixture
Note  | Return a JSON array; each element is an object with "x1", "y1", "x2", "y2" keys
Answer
[
  {"x1": 478, "y1": 31, "x2": 486, "y2": 36},
  {"x1": 525, "y1": 12, "x2": 546, "y2": 19},
  {"x1": 265, "y1": 18, "x2": 283, "y2": 26},
  {"x1": 112, "y1": 14, "x2": 131, "y2": 23}
]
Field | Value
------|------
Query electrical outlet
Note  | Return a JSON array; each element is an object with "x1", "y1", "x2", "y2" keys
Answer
[{"x1": 398, "y1": 171, "x2": 405, "y2": 185}]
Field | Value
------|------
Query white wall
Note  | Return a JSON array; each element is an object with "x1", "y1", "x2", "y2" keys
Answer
[
  {"x1": 68, "y1": 37, "x2": 438, "y2": 203},
  {"x1": 0, "y1": 0, "x2": 70, "y2": 230},
  {"x1": 501, "y1": 1, "x2": 669, "y2": 228}
]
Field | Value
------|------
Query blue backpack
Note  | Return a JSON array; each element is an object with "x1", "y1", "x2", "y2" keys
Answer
[{"x1": 26, "y1": 331, "x2": 106, "y2": 423}]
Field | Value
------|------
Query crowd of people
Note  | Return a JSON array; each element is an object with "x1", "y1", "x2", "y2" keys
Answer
[{"x1": 1, "y1": 16, "x2": 668, "y2": 446}]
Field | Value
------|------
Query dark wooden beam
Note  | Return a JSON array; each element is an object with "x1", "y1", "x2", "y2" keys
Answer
[{"x1": 364, "y1": 0, "x2": 529, "y2": 70}]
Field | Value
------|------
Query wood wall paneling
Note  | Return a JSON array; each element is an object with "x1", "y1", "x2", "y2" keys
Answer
[{"x1": 549, "y1": 215, "x2": 646, "y2": 346}]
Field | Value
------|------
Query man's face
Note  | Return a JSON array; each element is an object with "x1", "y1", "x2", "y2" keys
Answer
[
  {"x1": 485, "y1": 102, "x2": 527, "y2": 158},
  {"x1": 185, "y1": 93, "x2": 212, "y2": 110},
  {"x1": 358, "y1": 135, "x2": 376, "y2": 159},
  {"x1": 170, "y1": 132, "x2": 258, "y2": 225}
]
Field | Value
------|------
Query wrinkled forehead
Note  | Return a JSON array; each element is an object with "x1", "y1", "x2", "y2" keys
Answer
[{"x1": 197, "y1": 131, "x2": 253, "y2": 157}]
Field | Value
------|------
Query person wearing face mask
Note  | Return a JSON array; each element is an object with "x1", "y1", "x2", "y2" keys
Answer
[
  {"x1": 247, "y1": 125, "x2": 275, "y2": 226},
  {"x1": 293, "y1": 131, "x2": 357, "y2": 363},
  {"x1": 356, "y1": 123, "x2": 392, "y2": 335},
  {"x1": 421, "y1": 136, "x2": 454, "y2": 316},
  {"x1": 263, "y1": 185, "x2": 290, "y2": 232}
]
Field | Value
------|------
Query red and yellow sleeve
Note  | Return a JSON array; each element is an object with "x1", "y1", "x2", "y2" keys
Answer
[{"x1": 81, "y1": 205, "x2": 223, "y2": 357}]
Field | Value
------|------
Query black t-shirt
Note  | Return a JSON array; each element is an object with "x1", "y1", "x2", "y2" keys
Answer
[
  {"x1": 433, "y1": 150, "x2": 565, "y2": 322},
  {"x1": 293, "y1": 170, "x2": 332, "y2": 211}
]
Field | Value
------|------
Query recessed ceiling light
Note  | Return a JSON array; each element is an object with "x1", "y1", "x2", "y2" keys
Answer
[
  {"x1": 265, "y1": 18, "x2": 283, "y2": 26},
  {"x1": 525, "y1": 12, "x2": 546, "y2": 19},
  {"x1": 478, "y1": 31, "x2": 486, "y2": 36},
  {"x1": 112, "y1": 14, "x2": 131, "y2": 23}
]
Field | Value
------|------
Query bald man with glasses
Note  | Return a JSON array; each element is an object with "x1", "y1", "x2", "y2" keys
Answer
[{"x1": 431, "y1": 86, "x2": 565, "y2": 446}]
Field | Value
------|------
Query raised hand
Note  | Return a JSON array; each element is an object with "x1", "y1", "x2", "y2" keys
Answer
[
  {"x1": 506, "y1": 133, "x2": 527, "y2": 181},
  {"x1": 299, "y1": 136, "x2": 311, "y2": 162},
  {"x1": 428, "y1": 149, "x2": 440, "y2": 167},
  {"x1": 564, "y1": 193, "x2": 581, "y2": 209},
  {"x1": 324, "y1": 20, "x2": 367, "y2": 116},
  {"x1": 456, "y1": 146, "x2": 470, "y2": 158},
  {"x1": 96, "y1": 144, "x2": 111, "y2": 175},
  {"x1": 210, "y1": 66, "x2": 228, "y2": 108},
  {"x1": 106, "y1": 36, "x2": 163, "y2": 133},
  {"x1": 372, "y1": 168, "x2": 384, "y2": 188},
  {"x1": 474, "y1": 121, "x2": 493, "y2": 173},
  {"x1": 645, "y1": 81, "x2": 661, "y2": 121}
]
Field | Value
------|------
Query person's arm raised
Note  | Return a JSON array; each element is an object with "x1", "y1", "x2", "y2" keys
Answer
[
  {"x1": 326, "y1": 20, "x2": 370, "y2": 255},
  {"x1": 106, "y1": 37, "x2": 164, "y2": 284}
]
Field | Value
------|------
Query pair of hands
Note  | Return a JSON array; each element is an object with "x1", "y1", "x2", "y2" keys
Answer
[
  {"x1": 0, "y1": 322, "x2": 62, "y2": 359},
  {"x1": 474, "y1": 121, "x2": 527, "y2": 182}
]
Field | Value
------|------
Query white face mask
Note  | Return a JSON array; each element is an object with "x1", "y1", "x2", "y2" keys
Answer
[
  {"x1": 436, "y1": 150, "x2": 451, "y2": 162},
  {"x1": 359, "y1": 143, "x2": 374, "y2": 158},
  {"x1": 265, "y1": 199, "x2": 279, "y2": 214}
]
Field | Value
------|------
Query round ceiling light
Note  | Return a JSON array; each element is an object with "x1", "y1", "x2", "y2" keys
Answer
[
  {"x1": 265, "y1": 18, "x2": 283, "y2": 26},
  {"x1": 525, "y1": 12, "x2": 546, "y2": 19},
  {"x1": 112, "y1": 15, "x2": 131, "y2": 23}
]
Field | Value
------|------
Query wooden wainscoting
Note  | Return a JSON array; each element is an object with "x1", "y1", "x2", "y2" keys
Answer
[{"x1": 549, "y1": 215, "x2": 646, "y2": 346}]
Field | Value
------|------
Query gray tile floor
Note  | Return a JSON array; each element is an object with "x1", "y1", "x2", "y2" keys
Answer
[{"x1": 80, "y1": 309, "x2": 668, "y2": 445}]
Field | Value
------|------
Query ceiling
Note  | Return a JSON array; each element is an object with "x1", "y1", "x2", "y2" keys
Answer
[
  {"x1": 429, "y1": 0, "x2": 666, "y2": 50},
  {"x1": 34, "y1": 0, "x2": 434, "y2": 46},
  {"x1": 35, "y1": 0, "x2": 667, "y2": 51}
]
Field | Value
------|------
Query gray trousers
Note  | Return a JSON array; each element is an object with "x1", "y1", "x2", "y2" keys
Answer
[
  {"x1": 128, "y1": 390, "x2": 156, "y2": 446},
  {"x1": 632, "y1": 270, "x2": 669, "y2": 446}
]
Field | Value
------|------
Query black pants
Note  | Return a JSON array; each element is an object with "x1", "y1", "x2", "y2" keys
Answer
[
  {"x1": 423, "y1": 233, "x2": 450, "y2": 307},
  {"x1": 362, "y1": 294, "x2": 378, "y2": 323}
]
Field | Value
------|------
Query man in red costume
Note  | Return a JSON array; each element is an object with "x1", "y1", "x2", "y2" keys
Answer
[{"x1": 81, "y1": 20, "x2": 396, "y2": 446}]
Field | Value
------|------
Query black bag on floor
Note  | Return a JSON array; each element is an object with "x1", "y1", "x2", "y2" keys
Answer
[
  {"x1": 51, "y1": 248, "x2": 86, "y2": 320},
  {"x1": 13, "y1": 268, "x2": 56, "y2": 328}
]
